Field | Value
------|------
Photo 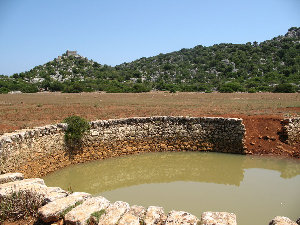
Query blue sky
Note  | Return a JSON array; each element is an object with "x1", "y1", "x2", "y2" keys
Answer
[{"x1": 0, "y1": 0, "x2": 299, "y2": 75}]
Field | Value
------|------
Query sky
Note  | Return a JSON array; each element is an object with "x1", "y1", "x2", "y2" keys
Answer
[{"x1": 0, "y1": 0, "x2": 299, "y2": 76}]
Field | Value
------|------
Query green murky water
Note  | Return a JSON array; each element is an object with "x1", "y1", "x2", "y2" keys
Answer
[{"x1": 43, "y1": 152, "x2": 300, "y2": 224}]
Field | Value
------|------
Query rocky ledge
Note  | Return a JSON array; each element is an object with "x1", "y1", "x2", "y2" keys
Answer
[{"x1": 0, "y1": 173, "x2": 298, "y2": 225}]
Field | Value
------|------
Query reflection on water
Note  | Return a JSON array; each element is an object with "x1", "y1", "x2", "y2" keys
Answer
[{"x1": 43, "y1": 152, "x2": 300, "y2": 225}]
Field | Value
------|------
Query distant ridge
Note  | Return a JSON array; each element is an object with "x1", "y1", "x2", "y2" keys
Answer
[{"x1": 0, "y1": 27, "x2": 299, "y2": 93}]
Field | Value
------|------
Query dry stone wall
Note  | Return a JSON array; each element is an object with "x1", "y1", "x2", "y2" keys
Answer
[
  {"x1": 280, "y1": 117, "x2": 300, "y2": 144},
  {"x1": 0, "y1": 116, "x2": 246, "y2": 174}
]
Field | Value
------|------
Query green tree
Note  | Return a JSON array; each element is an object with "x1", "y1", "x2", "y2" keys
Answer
[
  {"x1": 63, "y1": 116, "x2": 90, "y2": 153},
  {"x1": 273, "y1": 83, "x2": 296, "y2": 93}
]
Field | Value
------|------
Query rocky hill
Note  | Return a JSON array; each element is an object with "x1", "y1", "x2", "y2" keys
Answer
[{"x1": 0, "y1": 27, "x2": 299, "y2": 93}]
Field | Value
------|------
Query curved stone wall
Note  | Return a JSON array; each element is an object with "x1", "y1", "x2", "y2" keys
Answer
[{"x1": 0, "y1": 116, "x2": 246, "y2": 176}]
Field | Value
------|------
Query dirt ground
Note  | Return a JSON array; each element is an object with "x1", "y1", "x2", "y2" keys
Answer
[{"x1": 0, "y1": 92, "x2": 299, "y2": 159}]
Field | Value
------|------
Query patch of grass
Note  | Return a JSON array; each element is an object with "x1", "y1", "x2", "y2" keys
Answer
[
  {"x1": 87, "y1": 209, "x2": 106, "y2": 224},
  {"x1": 0, "y1": 190, "x2": 45, "y2": 222},
  {"x1": 60, "y1": 200, "x2": 83, "y2": 217}
]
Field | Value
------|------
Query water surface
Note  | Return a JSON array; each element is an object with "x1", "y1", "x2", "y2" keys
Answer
[{"x1": 43, "y1": 152, "x2": 300, "y2": 224}]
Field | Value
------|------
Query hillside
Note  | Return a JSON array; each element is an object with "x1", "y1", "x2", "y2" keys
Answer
[{"x1": 0, "y1": 27, "x2": 299, "y2": 93}]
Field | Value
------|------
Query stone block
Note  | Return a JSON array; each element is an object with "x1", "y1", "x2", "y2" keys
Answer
[
  {"x1": 165, "y1": 210, "x2": 199, "y2": 224},
  {"x1": 269, "y1": 216, "x2": 297, "y2": 225},
  {"x1": 144, "y1": 206, "x2": 165, "y2": 225},
  {"x1": 119, "y1": 205, "x2": 146, "y2": 225},
  {"x1": 0, "y1": 178, "x2": 45, "y2": 197},
  {"x1": 0, "y1": 177, "x2": 67, "y2": 203},
  {"x1": 38, "y1": 192, "x2": 91, "y2": 222},
  {"x1": 98, "y1": 201, "x2": 130, "y2": 225},
  {"x1": 200, "y1": 211, "x2": 237, "y2": 225},
  {"x1": 65, "y1": 196, "x2": 110, "y2": 225}
]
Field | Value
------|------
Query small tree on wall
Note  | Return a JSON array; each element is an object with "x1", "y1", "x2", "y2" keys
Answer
[{"x1": 63, "y1": 116, "x2": 90, "y2": 153}]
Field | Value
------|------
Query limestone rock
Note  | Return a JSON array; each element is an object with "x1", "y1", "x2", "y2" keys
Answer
[
  {"x1": 0, "y1": 172, "x2": 24, "y2": 184},
  {"x1": 38, "y1": 192, "x2": 91, "y2": 222},
  {"x1": 269, "y1": 216, "x2": 297, "y2": 225},
  {"x1": 98, "y1": 201, "x2": 130, "y2": 225},
  {"x1": 165, "y1": 210, "x2": 199, "y2": 224},
  {"x1": 0, "y1": 178, "x2": 45, "y2": 197},
  {"x1": 144, "y1": 206, "x2": 165, "y2": 225},
  {"x1": 41, "y1": 186, "x2": 69, "y2": 202},
  {"x1": 118, "y1": 214, "x2": 139, "y2": 225},
  {"x1": 0, "y1": 178, "x2": 67, "y2": 202},
  {"x1": 200, "y1": 211, "x2": 237, "y2": 225},
  {"x1": 119, "y1": 205, "x2": 146, "y2": 225},
  {"x1": 64, "y1": 196, "x2": 110, "y2": 225}
]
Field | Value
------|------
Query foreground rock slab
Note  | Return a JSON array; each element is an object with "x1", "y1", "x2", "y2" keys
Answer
[
  {"x1": 38, "y1": 192, "x2": 91, "y2": 222},
  {"x1": 0, "y1": 178, "x2": 68, "y2": 202},
  {"x1": 64, "y1": 196, "x2": 110, "y2": 225},
  {"x1": 118, "y1": 205, "x2": 146, "y2": 225},
  {"x1": 144, "y1": 206, "x2": 166, "y2": 225},
  {"x1": 0, "y1": 178, "x2": 46, "y2": 197},
  {"x1": 269, "y1": 216, "x2": 297, "y2": 225},
  {"x1": 200, "y1": 211, "x2": 237, "y2": 225},
  {"x1": 98, "y1": 201, "x2": 130, "y2": 225},
  {"x1": 165, "y1": 210, "x2": 199, "y2": 224},
  {"x1": 0, "y1": 172, "x2": 24, "y2": 184}
]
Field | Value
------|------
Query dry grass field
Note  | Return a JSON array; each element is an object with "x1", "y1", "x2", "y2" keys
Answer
[
  {"x1": 0, "y1": 92, "x2": 299, "y2": 158},
  {"x1": 0, "y1": 92, "x2": 299, "y2": 133}
]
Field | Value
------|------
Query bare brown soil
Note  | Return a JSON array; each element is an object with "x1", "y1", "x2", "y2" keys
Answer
[{"x1": 0, "y1": 92, "x2": 299, "y2": 160}]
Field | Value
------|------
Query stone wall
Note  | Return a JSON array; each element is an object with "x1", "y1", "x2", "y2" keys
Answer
[
  {"x1": 0, "y1": 116, "x2": 246, "y2": 175},
  {"x1": 280, "y1": 117, "x2": 300, "y2": 144}
]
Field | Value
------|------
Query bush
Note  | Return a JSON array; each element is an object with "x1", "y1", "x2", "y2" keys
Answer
[
  {"x1": 63, "y1": 116, "x2": 90, "y2": 150},
  {"x1": 273, "y1": 83, "x2": 296, "y2": 93},
  {"x1": 219, "y1": 82, "x2": 244, "y2": 93},
  {"x1": 0, "y1": 191, "x2": 45, "y2": 222},
  {"x1": 248, "y1": 88, "x2": 257, "y2": 93},
  {"x1": 0, "y1": 87, "x2": 9, "y2": 94}
]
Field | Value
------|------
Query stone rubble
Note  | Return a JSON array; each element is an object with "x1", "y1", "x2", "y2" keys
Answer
[
  {"x1": 64, "y1": 196, "x2": 110, "y2": 225},
  {"x1": 280, "y1": 117, "x2": 300, "y2": 144},
  {"x1": 144, "y1": 206, "x2": 166, "y2": 225},
  {"x1": 38, "y1": 192, "x2": 91, "y2": 222},
  {"x1": 0, "y1": 178, "x2": 68, "y2": 202},
  {"x1": 118, "y1": 205, "x2": 146, "y2": 225},
  {"x1": 269, "y1": 216, "x2": 298, "y2": 225},
  {"x1": 200, "y1": 211, "x2": 237, "y2": 225},
  {"x1": 0, "y1": 172, "x2": 24, "y2": 184},
  {"x1": 98, "y1": 201, "x2": 130, "y2": 225},
  {"x1": 165, "y1": 210, "x2": 199, "y2": 224}
]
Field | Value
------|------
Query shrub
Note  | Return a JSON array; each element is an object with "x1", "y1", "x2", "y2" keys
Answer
[
  {"x1": 219, "y1": 82, "x2": 244, "y2": 93},
  {"x1": 248, "y1": 88, "x2": 257, "y2": 93},
  {"x1": 63, "y1": 116, "x2": 90, "y2": 150},
  {"x1": 0, "y1": 190, "x2": 45, "y2": 222},
  {"x1": 273, "y1": 83, "x2": 296, "y2": 93},
  {"x1": 0, "y1": 87, "x2": 9, "y2": 94}
]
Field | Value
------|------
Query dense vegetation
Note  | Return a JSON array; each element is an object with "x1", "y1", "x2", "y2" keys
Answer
[{"x1": 1, "y1": 27, "x2": 299, "y2": 93}]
